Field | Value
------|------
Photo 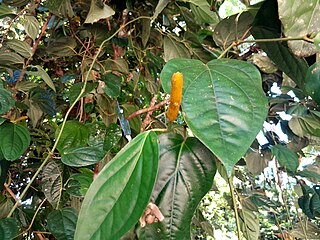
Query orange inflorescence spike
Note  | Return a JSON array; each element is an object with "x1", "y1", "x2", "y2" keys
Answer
[{"x1": 167, "y1": 72, "x2": 183, "y2": 122}]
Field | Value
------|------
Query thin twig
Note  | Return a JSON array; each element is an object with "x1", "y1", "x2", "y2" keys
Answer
[
  {"x1": 228, "y1": 176, "x2": 242, "y2": 239},
  {"x1": 141, "y1": 96, "x2": 157, "y2": 132},
  {"x1": 127, "y1": 99, "x2": 169, "y2": 120},
  {"x1": 3, "y1": 183, "x2": 19, "y2": 204}
]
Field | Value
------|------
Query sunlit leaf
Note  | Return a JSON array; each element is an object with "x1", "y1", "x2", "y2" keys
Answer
[
  {"x1": 27, "y1": 65, "x2": 56, "y2": 92},
  {"x1": 161, "y1": 58, "x2": 267, "y2": 175},
  {"x1": 278, "y1": 0, "x2": 320, "y2": 57},
  {"x1": 74, "y1": 131, "x2": 159, "y2": 240},
  {"x1": 85, "y1": 0, "x2": 115, "y2": 24}
]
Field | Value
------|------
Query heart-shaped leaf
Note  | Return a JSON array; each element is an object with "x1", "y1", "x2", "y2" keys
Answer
[
  {"x1": 138, "y1": 133, "x2": 216, "y2": 239},
  {"x1": 61, "y1": 146, "x2": 105, "y2": 167},
  {"x1": 47, "y1": 207, "x2": 78, "y2": 240},
  {"x1": 74, "y1": 131, "x2": 159, "y2": 240},
  {"x1": 0, "y1": 122, "x2": 30, "y2": 160},
  {"x1": 56, "y1": 121, "x2": 89, "y2": 153},
  {"x1": 161, "y1": 58, "x2": 267, "y2": 175}
]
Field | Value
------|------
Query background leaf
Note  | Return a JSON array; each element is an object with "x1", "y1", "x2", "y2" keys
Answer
[
  {"x1": 0, "y1": 88, "x2": 15, "y2": 114},
  {"x1": 271, "y1": 145, "x2": 299, "y2": 173},
  {"x1": 163, "y1": 36, "x2": 190, "y2": 62},
  {"x1": 161, "y1": 58, "x2": 268, "y2": 175},
  {"x1": 24, "y1": 16, "x2": 40, "y2": 40},
  {"x1": 6, "y1": 40, "x2": 32, "y2": 58},
  {"x1": 42, "y1": 161, "x2": 63, "y2": 208},
  {"x1": 251, "y1": 0, "x2": 308, "y2": 89},
  {"x1": 182, "y1": 0, "x2": 219, "y2": 24},
  {"x1": 305, "y1": 62, "x2": 320, "y2": 105},
  {"x1": 85, "y1": 0, "x2": 115, "y2": 24},
  {"x1": 27, "y1": 65, "x2": 56, "y2": 92},
  {"x1": 239, "y1": 210, "x2": 260, "y2": 240},
  {"x1": 45, "y1": 0, "x2": 74, "y2": 18},
  {"x1": 278, "y1": 0, "x2": 320, "y2": 57},
  {"x1": 0, "y1": 122, "x2": 30, "y2": 161},
  {"x1": 47, "y1": 207, "x2": 78, "y2": 240},
  {"x1": 0, "y1": 218, "x2": 19, "y2": 240},
  {"x1": 138, "y1": 133, "x2": 217, "y2": 239},
  {"x1": 74, "y1": 131, "x2": 159, "y2": 240}
]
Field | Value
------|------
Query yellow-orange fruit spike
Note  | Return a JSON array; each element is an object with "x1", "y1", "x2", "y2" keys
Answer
[{"x1": 167, "y1": 72, "x2": 183, "y2": 122}]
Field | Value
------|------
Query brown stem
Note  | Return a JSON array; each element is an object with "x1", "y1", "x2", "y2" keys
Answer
[
  {"x1": 4, "y1": 183, "x2": 20, "y2": 204},
  {"x1": 126, "y1": 99, "x2": 169, "y2": 120},
  {"x1": 141, "y1": 96, "x2": 157, "y2": 132}
]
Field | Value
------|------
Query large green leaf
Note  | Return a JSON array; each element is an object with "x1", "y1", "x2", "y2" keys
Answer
[
  {"x1": 42, "y1": 161, "x2": 63, "y2": 208},
  {"x1": 0, "y1": 217, "x2": 19, "y2": 240},
  {"x1": 74, "y1": 131, "x2": 159, "y2": 240},
  {"x1": 0, "y1": 88, "x2": 15, "y2": 114},
  {"x1": 161, "y1": 58, "x2": 267, "y2": 175},
  {"x1": 138, "y1": 133, "x2": 216, "y2": 239},
  {"x1": 213, "y1": 11, "x2": 253, "y2": 48},
  {"x1": 56, "y1": 121, "x2": 89, "y2": 153},
  {"x1": 61, "y1": 146, "x2": 105, "y2": 167},
  {"x1": 271, "y1": 145, "x2": 299, "y2": 173},
  {"x1": 305, "y1": 62, "x2": 320, "y2": 105},
  {"x1": 85, "y1": 0, "x2": 115, "y2": 24},
  {"x1": 278, "y1": 0, "x2": 320, "y2": 57},
  {"x1": 47, "y1": 207, "x2": 78, "y2": 240},
  {"x1": 0, "y1": 122, "x2": 30, "y2": 160},
  {"x1": 251, "y1": 0, "x2": 308, "y2": 89}
]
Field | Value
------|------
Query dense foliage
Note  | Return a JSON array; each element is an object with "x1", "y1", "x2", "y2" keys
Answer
[{"x1": 0, "y1": 0, "x2": 320, "y2": 239}]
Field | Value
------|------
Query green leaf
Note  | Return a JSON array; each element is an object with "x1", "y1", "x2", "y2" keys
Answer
[
  {"x1": 74, "y1": 131, "x2": 159, "y2": 240},
  {"x1": 100, "y1": 73, "x2": 121, "y2": 98},
  {"x1": 66, "y1": 82, "x2": 98, "y2": 103},
  {"x1": 85, "y1": 0, "x2": 115, "y2": 24},
  {"x1": 42, "y1": 161, "x2": 63, "y2": 208},
  {"x1": 0, "y1": 218, "x2": 19, "y2": 240},
  {"x1": 24, "y1": 16, "x2": 39, "y2": 40},
  {"x1": 66, "y1": 173, "x2": 93, "y2": 197},
  {"x1": 152, "y1": 0, "x2": 170, "y2": 20},
  {"x1": 271, "y1": 145, "x2": 299, "y2": 173},
  {"x1": 161, "y1": 58, "x2": 268, "y2": 175},
  {"x1": 6, "y1": 39, "x2": 33, "y2": 58},
  {"x1": 0, "y1": 4, "x2": 16, "y2": 18},
  {"x1": 45, "y1": 0, "x2": 74, "y2": 18},
  {"x1": 56, "y1": 121, "x2": 89, "y2": 153},
  {"x1": 0, "y1": 197, "x2": 14, "y2": 219},
  {"x1": 27, "y1": 65, "x2": 56, "y2": 92},
  {"x1": 251, "y1": 0, "x2": 308, "y2": 90},
  {"x1": 0, "y1": 52, "x2": 24, "y2": 66},
  {"x1": 163, "y1": 36, "x2": 190, "y2": 62},
  {"x1": 47, "y1": 207, "x2": 78, "y2": 240},
  {"x1": 103, "y1": 123, "x2": 122, "y2": 152},
  {"x1": 213, "y1": 11, "x2": 253, "y2": 48},
  {"x1": 289, "y1": 113, "x2": 320, "y2": 137},
  {"x1": 138, "y1": 133, "x2": 216, "y2": 239},
  {"x1": 0, "y1": 122, "x2": 30, "y2": 161},
  {"x1": 239, "y1": 210, "x2": 260, "y2": 240},
  {"x1": 61, "y1": 146, "x2": 105, "y2": 167},
  {"x1": 0, "y1": 88, "x2": 15, "y2": 114},
  {"x1": 46, "y1": 37, "x2": 77, "y2": 57},
  {"x1": 122, "y1": 104, "x2": 142, "y2": 133},
  {"x1": 278, "y1": 0, "x2": 320, "y2": 57},
  {"x1": 182, "y1": 0, "x2": 219, "y2": 24},
  {"x1": 305, "y1": 62, "x2": 320, "y2": 105}
]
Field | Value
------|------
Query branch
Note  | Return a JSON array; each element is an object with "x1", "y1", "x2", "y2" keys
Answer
[
  {"x1": 4, "y1": 183, "x2": 19, "y2": 204},
  {"x1": 126, "y1": 99, "x2": 169, "y2": 120}
]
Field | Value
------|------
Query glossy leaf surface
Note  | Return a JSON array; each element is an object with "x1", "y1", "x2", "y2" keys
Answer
[
  {"x1": 47, "y1": 207, "x2": 78, "y2": 240},
  {"x1": 161, "y1": 58, "x2": 267, "y2": 174},
  {"x1": 61, "y1": 146, "x2": 105, "y2": 167},
  {"x1": 74, "y1": 131, "x2": 159, "y2": 240},
  {"x1": 56, "y1": 121, "x2": 89, "y2": 153},
  {"x1": 138, "y1": 133, "x2": 216, "y2": 239},
  {"x1": 0, "y1": 122, "x2": 30, "y2": 160}
]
